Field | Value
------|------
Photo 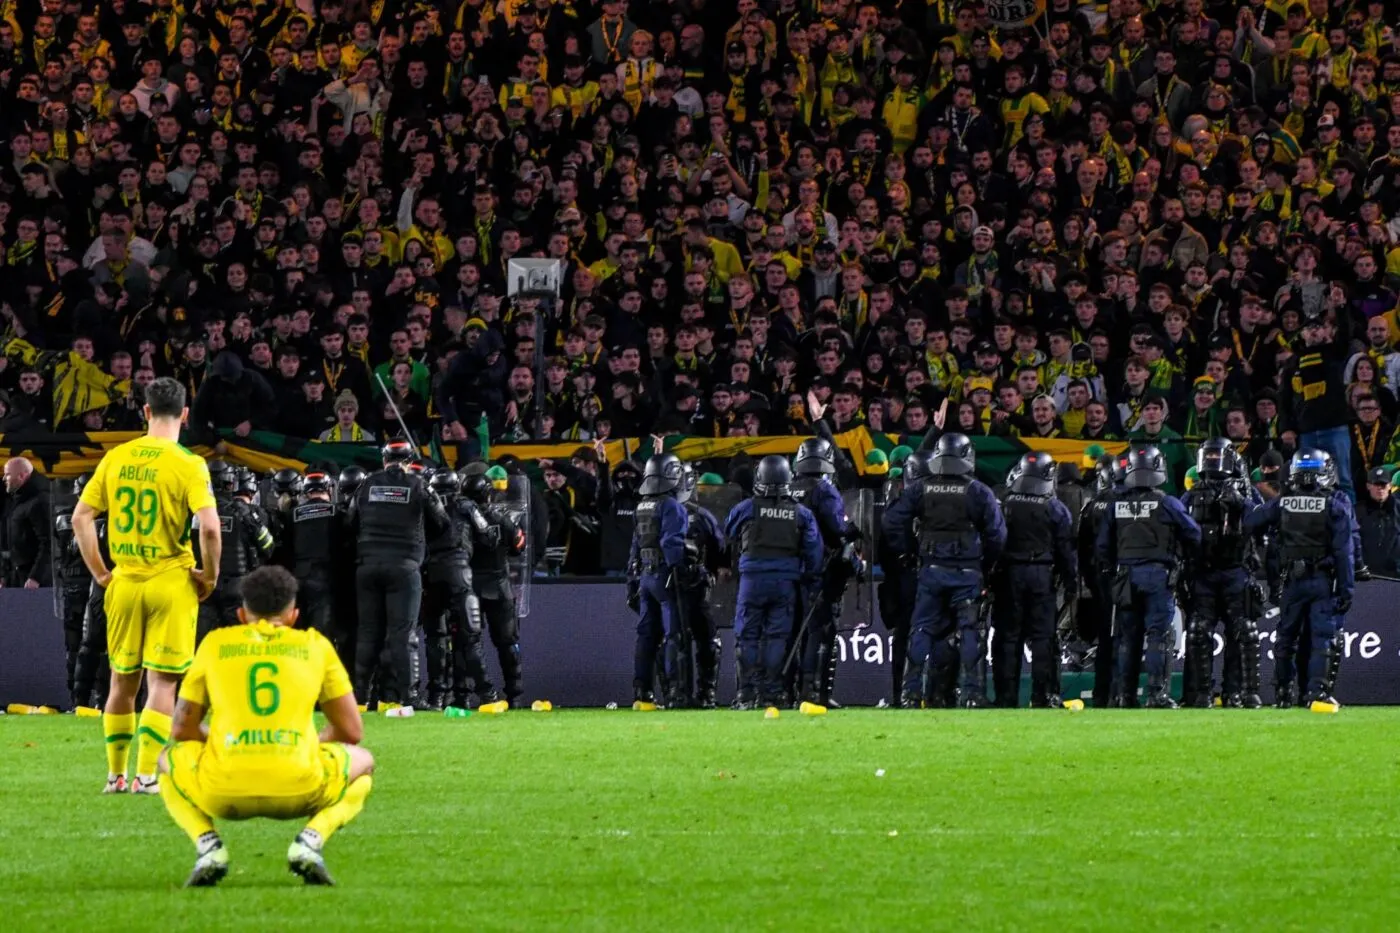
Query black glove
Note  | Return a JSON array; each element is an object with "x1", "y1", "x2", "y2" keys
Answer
[
  {"x1": 1335, "y1": 593, "x2": 1353, "y2": 615},
  {"x1": 1355, "y1": 564, "x2": 1373, "y2": 582}
]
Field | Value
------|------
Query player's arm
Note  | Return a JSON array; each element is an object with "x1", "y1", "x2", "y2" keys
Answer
[
  {"x1": 194, "y1": 504, "x2": 221, "y2": 600},
  {"x1": 74, "y1": 454, "x2": 113, "y2": 585},
  {"x1": 319, "y1": 692, "x2": 364, "y2": 745},
  {"x1": 72, "y1": 500, "x2": 111, "y2": 587},
  {"x1": 170, "y1": 697, "x2": 209, "y2": 742}
]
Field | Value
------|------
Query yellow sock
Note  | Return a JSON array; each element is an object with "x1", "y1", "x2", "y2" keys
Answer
[
  {"x1": 306, "y1": 775, "x2": 373, "y2": 843},
  {"x1": 158, "y1": 776, "x2": 215, "y2": 845},
  {"x1": 136, "y1": 709, "x2": 172, "y2": 778},
  {"x1": 103, "y1": 712, "x2": 136, "y2": 777}
]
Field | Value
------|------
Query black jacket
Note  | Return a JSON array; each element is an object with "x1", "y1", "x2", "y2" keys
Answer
[
  {"x1": 191, "y1": 352, "x2": 276, "y2": 442},
  {"x1": 5, "y1": 473, "x2": 51, "y2": 585}
]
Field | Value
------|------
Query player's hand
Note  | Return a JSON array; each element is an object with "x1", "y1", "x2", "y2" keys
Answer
[
  {"x1": 93, "y1": 569, "x2": 112, "y2": 589},
  {"x1": 191, "y1": 570, "x2": 217, "y2": 602},
  {"x1": 23, "y1": 577, "x2": 39, "y2": 589}
]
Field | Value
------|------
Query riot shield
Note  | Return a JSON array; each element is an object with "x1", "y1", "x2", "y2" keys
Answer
[
  {"x1": 695, "y1": 483, "x2": 745, "y2": 628},
  {"x1": 842, "y1": 487, "x2": 877, "y2": 627},
  {"x1": 503, "y1": 474, "x2": 533, "y2": 619},
  {"x1": 51, "y1": 481, "x2": 78, "y2": 618}
]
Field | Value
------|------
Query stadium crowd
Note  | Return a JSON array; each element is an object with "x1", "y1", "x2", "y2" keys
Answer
[
  {"x1": 4, "y1": 0, "x2": 1400, "y2": 474},
  {"x1": 7, "y1": 2, "x2": 1400, "y2": 594}
]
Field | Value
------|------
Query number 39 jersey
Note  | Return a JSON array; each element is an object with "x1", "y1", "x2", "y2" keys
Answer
[
  {"x1": 79, "y1": 436, "x2": 216, "y2": 581},
  {"x1": 180, "y1": 621, "x2": 352, "y2": 797}
]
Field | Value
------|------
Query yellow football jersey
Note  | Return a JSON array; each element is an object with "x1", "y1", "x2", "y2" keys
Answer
[
  {"x1": 79, "y1": 436, "x2": 215, "y2": 581},
  {"x1": 180, "y1": 622, "x2": 353, "y2": 797}
]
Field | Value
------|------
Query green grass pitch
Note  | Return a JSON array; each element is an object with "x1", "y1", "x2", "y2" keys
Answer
[{"x1": 3, "y1": 709, "x2": 1398, "y2": 931}]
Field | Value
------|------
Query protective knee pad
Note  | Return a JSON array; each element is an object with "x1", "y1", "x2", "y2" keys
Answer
[{"x1": 464, "y1": 595, "x2": 484, "y2": 635}]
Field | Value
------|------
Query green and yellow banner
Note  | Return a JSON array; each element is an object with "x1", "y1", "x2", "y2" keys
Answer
[{"x1": 0, "y1": 428, "x2": 1197, "y2": 489}]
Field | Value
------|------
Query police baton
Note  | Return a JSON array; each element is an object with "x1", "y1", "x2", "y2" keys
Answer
[
  {"x1": 375, "y1": 373, "x2": 421, "y2": 452},
  {"x1": 782, "y1": 553, "x2": 832, "y2": 675},
  {"x1": 782, "y1": 590, "x2": 824, "y2": 677}
]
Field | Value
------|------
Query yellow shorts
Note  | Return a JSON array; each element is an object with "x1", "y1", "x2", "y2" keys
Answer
[
  {"x1": 105, "y1": 566, "x2": 200, "y2": 674},
  {"x1": 165, "y1": 741, "x2": 351, "y2": 821}
]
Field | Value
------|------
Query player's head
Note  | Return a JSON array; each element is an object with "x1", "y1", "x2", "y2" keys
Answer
[
  {"x1": 143, "y1": 376, "x2": 188, "y2": 424},
  {"x1": 237, "y1": 565, "x2": 301, "y2": 627}
]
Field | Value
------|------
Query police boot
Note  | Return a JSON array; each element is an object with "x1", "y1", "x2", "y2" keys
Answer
[
  {"x1": 1144, "y1": 671, "x2": 1177, "y2": 708},
  {"x1": 959, "y1": 688, "x2": 990, "y2": 709},
  {"x1": 633, "y1": 679, "x2": 659, "y2": 712},
  {"x1": 1239, "y1": 634, "x2": 1264, "y2": 708},
  {"x1": 732, "y1": 663, "x2": 757, "y2": 710},
  {"x1": 1274, "y1": 681, "x2": 1298, "y2": 709}
]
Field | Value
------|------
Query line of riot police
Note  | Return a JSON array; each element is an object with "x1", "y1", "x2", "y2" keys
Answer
[
  {"x1": 623, "y1": 433, "x2": 1360, "y2": 712},
  {"x1": 50, "y1": 445, "x2": 533, "y2": 713}
]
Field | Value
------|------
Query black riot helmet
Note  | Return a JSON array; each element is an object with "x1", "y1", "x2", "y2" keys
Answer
[
  {"x1": 235, "y1": 465, "x2": 258, "y2": 498},
  {"x1": 793, "y1": 437, "x2": 837, "y2": 476},
  {"x1": 904, "y1": 450, "x2": 933, "y2": 483},
  {"x1": 1004, "y1": 459, "x2": 1023, "y2": 489},
  {"x1": 382, "y1": 439, "x2": 415, "y2": 467},
  {"x1": 461, "y1": 472, "x2": 492, "y2": 504},
  {"x1": 639, "y1": 453, "x2": 684, "y2": 496},
  {"x1": 1111, "y1": 453, "x2": 1130, "y2": 487},
  {"x1": 1196, "y1": 437, "x2": 1238, "y2": 480},
  {"x1": 73, "y1": 472, "x2": 93, "y2": 495},
  {"x1": 1289, "y1": 448, "x2": 1333, "y2": 491},
  {"x1": 1011, "y1": 452, "x2": 1057, "y2": 497},
  {"x1": 930, "y1": 432, "x2": 975, "y2": 477},
  {"x1": 272, "y1": 467, "x2": 303, "y2": 497},
  {"x1": 303, "y1": 471, "x2": 334, "y2": 498},
  {"x1": 428, "y1": 470, "x2": 460, "y2": 498},
  {"x1": 208, "y1": 459, "x2": 237, "y2": 494},
  {"x1": 678, "y1": 461, "x2": 697, "y2": 503},
  {"x1": 338, "y1": 466, "x2": 367, "y2": 501},
  {"x1": 754, "y1": 454, "x2": 793, "y2": 497},
  {"x1": 1094, "y1": 453, "x2": 1117, "y2": 494},
  {"x1": 1125, "y1": 445, "x2": 1167, "y2": 489}
]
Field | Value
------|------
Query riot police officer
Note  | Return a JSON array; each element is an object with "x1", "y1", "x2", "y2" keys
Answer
[
  {"x1": 285, "y1": 470, "x2": 347, "y2": 657},
  {"x1": 628, "y1": 454, "x2": 690, "y2": 709},
  {"x1": 1180, "y1": 439, "x2": 1262, "y2": 708},
  {"x1": 350, "y1": 440, "x2": 450, "y2": 711},
  {"x1": 194, "y1": 460, "x2": 275, "y2": 644},
  {"x1": 675, "y1": 463, "x2": 725, "y2": 708},
  {"x1": 992, "y1": 453, "x2": 1077, "y2": 708},
  {"x1": 338, "y1": 466, "x2": 367, "y2": 506},
  {"x1": 1245, "y1": 449, "x2": 1355, "y2": 710},
  {"x1": 791, "y1": 437, "x2": 860, "y2": 708},
  {"x1": 421, "y1": 470, "x2": 500, "y2": 711},
  {"x1": 1079, "y1": 454, "x2": 1123, "y2": 707},
  {"x1": 54, "y1": 476, "x2": 93, "y2": 708},
  {"x1": 723, "y1": 455, "x2": 823, "y2": 709},
  {"x1": 1095, "y1": 445, "x2": 1201, "y2": 708},
  {"x1": 883, "y1": 434, "x2": 1005, "y2": 708},
  {"x1": 880, "y1": 450, "x2": 936, "y2": 702},
  {"x1": 462, "y1": 470, "x2": 527, "y2": 706}
]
